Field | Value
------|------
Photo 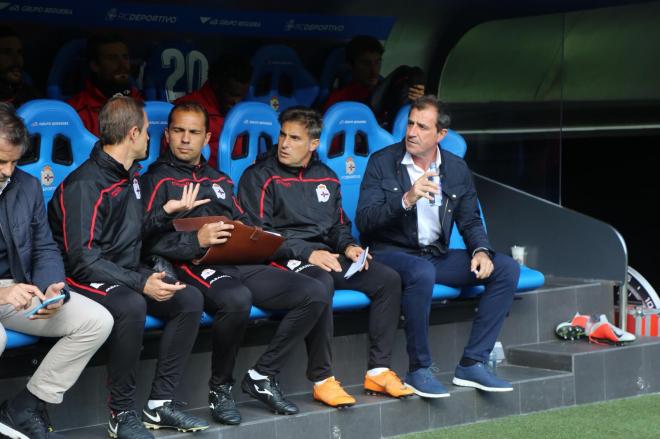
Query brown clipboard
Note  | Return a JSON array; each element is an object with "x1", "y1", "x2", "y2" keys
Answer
[{"x1": 173, "y1": 216, "x2": 284, "y2": 265}]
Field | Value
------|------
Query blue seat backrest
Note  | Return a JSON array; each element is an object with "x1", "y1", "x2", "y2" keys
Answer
[
  {"x1": 318, "y1": 102, "x2": 395, "y2": 238},
  {"x1": 142, "y1": 101, "x2": 173, "y2": 173},
  {"x1": 218, "y1": 102, "x2": 280, "y2": 184},
  {"x1": 318, "y1": 47, "x2": 352, "y2": 103},
  {"x1": 246, "y1": 45, "x2": 319, "y2": 113},
  {"x1": 143, "y1": 43, "x2": 209, "y2": 102},
  {"x1": 17, "y1": 100, "x2": 97, "y2": 203},
  {"x1": 47, "y1": 39, "x2": 87, "y2": 101}
]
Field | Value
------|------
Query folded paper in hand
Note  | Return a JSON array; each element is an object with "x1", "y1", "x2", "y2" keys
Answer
[{"x1": 173, "y1": 216, "x2": 284, "y2": 265}]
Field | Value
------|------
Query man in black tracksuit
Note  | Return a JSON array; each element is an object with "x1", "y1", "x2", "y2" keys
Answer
[
  {"x1": 140, "y1": 102, "x2": 332, "y2": 422},
  {"x1": 239, "y1": 107, "x2": 411, "y2": 404},
  {"x1": 47, "y1": 97, "x2": 208, "y2": 439}
]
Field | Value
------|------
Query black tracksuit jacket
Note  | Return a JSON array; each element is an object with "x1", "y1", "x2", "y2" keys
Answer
[
  {"x1": 47, "y1": 143, "x2": 150, "y2": 292},
  {"x1": 140, "y1": 150, "x2": 250, "y2": 262},
  {"x1": 238, "y1": 151, "x2": 356, "y2": 262}
]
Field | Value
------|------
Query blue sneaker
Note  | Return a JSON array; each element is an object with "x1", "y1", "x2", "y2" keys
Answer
[
  {"x1": 404, "y1": 367, "x2": 450, "y2": 398},
  {"x1": 452, "y1": 363, "x2": 513, "y2": 392}
]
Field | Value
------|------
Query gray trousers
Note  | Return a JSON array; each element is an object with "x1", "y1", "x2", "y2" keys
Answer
[{"x1": 0, "y1": 286, "x2": 113, "y2": 404}]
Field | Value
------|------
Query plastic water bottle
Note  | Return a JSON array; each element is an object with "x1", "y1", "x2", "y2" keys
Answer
[
  {"x1": 488, "y1": 349, "x2": 498, "y2": 371},
  {"x1": 428, "y1": 162, "x2": 438, "y2": 206},
  {"x1": 489, "y1": 341, "x2": 505, "y2": 371}
]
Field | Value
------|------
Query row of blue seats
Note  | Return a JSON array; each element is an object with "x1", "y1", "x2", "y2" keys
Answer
[
  {"x1": 5, "y1": 100, "x2": 544, "y2": 350},
  {"x1": 48, "y1": 40, "x2": 346, "y2": 111}
]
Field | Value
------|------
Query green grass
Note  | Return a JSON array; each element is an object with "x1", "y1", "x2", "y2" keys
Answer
[{"x1": 397, "y1": 394, "x2": 660, "y2": 439}]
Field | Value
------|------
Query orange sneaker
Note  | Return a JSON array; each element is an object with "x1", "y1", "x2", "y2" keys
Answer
[
  {"x1": 364, "y1": 370, "x2": 414, "y2": 398},
  {"x1": 313, "y1": 377, "x2": 356, "y2": 408}
]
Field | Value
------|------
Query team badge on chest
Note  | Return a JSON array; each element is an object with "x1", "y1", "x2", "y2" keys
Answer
[
  {"x1": 132, "y1": 178, "x2": 141, "y2": 199},
  {"x1": 212, "y1": 183, "x2": 226, "y2": 199},
  {"x1": 316, "y1": 184, "x2": 330, "y2": 203}
]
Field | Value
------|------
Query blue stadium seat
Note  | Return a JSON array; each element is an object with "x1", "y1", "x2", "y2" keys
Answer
[
  {"x1": 318, "y1": 47, "x2": 352, "y2": 104},
  {"x1": 218, "y1": 102, "x2": 280, "y2": 181},
  {"x1": 199, "y1": 307, "x2": 269, "y2": 327},
  {"x1": 142, "y1": 101, "x2": 173, "y2": 173},
  {"x1": 17, "y1": 99, "x2": 97, "y2": 203},
  {"x1": 246, "y1": 45, "x2": 319, "y2": 112},
  {"x1": 46, "y1": 39, "x2": 87, "y2": 101},
  {"x1": 332, "y1": 290, "x2": 371, "y2": 311},
  {"x1": 143, "y1": 43, "x2": 209, "y2": 102},
  {"x1": 5, "y1": 329, "x2": 39, "y2": 349}
]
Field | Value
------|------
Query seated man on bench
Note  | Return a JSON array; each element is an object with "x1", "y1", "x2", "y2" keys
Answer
[
  {"x1": 140, "y1": 102, "x2": 334, "y2": 423},
  {"x1": 0, "y1": 102, "x2": 113, "y2": 439},
  {"x1": 239, "y1": 106, "x2": 412, "y2": 406},
  {"x1": 356, "y1": 96, "x2": 520, "y2": 397},
  {"x1": 48, "y1": 97, "x2": 208, "y2": 439}
]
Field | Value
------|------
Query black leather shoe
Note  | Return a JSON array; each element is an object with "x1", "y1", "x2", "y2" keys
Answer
[
  {"x1": 241, "y1": 373, "x2": 299, "y2": 415},
  {"x1": 209, "y1": 384, "x2": 242, "y2": 425},
  {"x1": 0, "y1": 399, "x2": 63, "y2": 439},
  {"x1": 109, "y1": 410, "x2": 153, "y2": 439}
]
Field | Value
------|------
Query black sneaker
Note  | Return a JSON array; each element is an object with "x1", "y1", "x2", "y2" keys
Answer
[
  {"x1": 0, "y1": 399, "x2": 63, "y2": 439},
  {"x1": 241, "y1": 373, "x2": 299, "y2": 415},
  {"x1": 142, "y1": 401, "x2": 209, "y2": 432},
  {"x1": 209, "y1": 384, "x2": 242, "y2": 425},
  {"x1": 108, "y1": 410, "x2": 153, "y2": 439}
]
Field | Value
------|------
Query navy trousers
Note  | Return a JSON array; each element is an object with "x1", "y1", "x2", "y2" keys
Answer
[{"x1": 374, "y1": 249, "x2": 519, "y2": 371}]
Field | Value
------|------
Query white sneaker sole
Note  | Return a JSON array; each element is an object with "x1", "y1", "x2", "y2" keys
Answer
[
  {"x1": 404, "y1": 383, "x2": 450, "y2": 398},
  {"x1": 452, "y1": 377, "x2": 513, "y2": 392},
  {"x1": 0, "y1": 422, "x2": 30, "y2": 439}
]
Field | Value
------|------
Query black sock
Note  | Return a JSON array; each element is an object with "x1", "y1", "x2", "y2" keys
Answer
[
  {"x1": 9, "y1": 388, "x2": 41, "y2": 412},
  {"x1": 459, "y1": 357, "x2": 478, "y2": 367}
]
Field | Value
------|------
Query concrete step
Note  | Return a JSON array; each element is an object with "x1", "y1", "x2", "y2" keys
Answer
[
  {"x1": 508, "y1": 337, "x2": 660, "y2": 404},
  {"x1": 58, "y1": 365, "x2": 572, "y2": 439}
]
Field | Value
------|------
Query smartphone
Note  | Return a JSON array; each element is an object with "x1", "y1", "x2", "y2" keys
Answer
[{"x1": 24, "y1": 293, "x2": 67, "y2": 318}]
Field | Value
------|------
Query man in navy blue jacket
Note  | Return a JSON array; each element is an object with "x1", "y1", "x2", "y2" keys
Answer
[
  {"x1": 356, "y1": 96, "x2": 520, "y2": 397},
  {"x1": 0, "y1": 102, "x2": 113, "y2": 439}
]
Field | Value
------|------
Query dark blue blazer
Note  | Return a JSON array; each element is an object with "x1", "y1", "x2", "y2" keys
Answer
[
  {"x1": 0, "y1": 168, "x2": 65, "y2": 291},
  {"x1": 355, "y1": 142, "x2": 492, "y2": 256}
]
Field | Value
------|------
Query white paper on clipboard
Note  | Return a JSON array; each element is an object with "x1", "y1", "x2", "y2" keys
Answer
[{"x1": 344, "y1": 247, "x2": 369, "y2": 279}]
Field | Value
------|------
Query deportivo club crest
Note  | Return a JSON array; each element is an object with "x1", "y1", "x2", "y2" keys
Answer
[
  {"x1": 212, "y1": 183, "x2": 226, "y2": 199},
  {"x1": 40, "y1": 165, "x2": 55, "y2": 186},
  {"x1": 132, "y1": 178, "x2": 141, "y2": 199},
  {"x1": 316, "y1": 184, "x2": 330, "y2": 203},
  {"x1": 345, "y1": 157, "x2": 356, "y2": 175},
  {"x1": 269, "y1": 96, "x2": 280, "y2": 112}
]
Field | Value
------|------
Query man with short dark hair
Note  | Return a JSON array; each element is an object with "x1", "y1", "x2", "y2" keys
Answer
[
  {"x1": 0, "y1": 102, "x2": 113, "y2": 439},
  {"x1": 141, "y1": 101, "x2": 336, "y2": 422},
  {"x1": 356, "y1": 95, "x2": 520, "y2": 397},
  {"x1": 68, "y1": 34, "x2": 141, "y2": 136},
  {"x1": 323, "y1": 35, "x2": 424, "y2": 111},
  {"x1": 0, "y1": 27, "x2": 40, "y2": 107},
  {"x1": 239, "y1": 106, "x2": 412, "y2": 407},
  {"x1": 174, "y1": 54, "x2": 252, "y2": 168},
  {"x1": 48, "y1": 96, "x2": 208, "y2": 439}
]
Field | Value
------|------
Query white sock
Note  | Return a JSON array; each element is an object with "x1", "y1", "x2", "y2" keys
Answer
[
  {"x1": 147, "y1": 399, "x2": 170, "y2": 410},
  {"x1": 248, "y1": 369, "x2": 269, "y2": 380},
  {"x1": 315, "y1": 376, "x2": 334, "y2": 386},
  {"x1": 367, "y1": 367, "x2": 389, "y2": 377}
]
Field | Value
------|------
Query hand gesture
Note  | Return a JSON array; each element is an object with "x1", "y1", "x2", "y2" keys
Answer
[
  {"x1": 197, "y1": 221, "x2": 234, "y2": 248},
  {"x1": 470, "y1": 252, "x2": 494, "y2": 280},
  {"x1": 309, "y1": 250, "x2": 342, "y2": 272},
  {"x1": 29, "y1": 282, "x2": 66, "y2": 320},
  {"x1": 407, "y1": 84, "x2": 425, "y2": 101},
  {"x1": 163, "y1": 183, "x2": 211, "y2": 214},
  {"x1": 143, "y1": 272, "x2": 186, "y2": 301},
  {"x1": 404, "y1": 170, "x2": 439, "y2": 206}
]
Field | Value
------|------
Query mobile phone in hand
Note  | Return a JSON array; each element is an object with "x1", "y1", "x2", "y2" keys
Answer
[{"x1": 25, "y1": 293, "x2": 66, "y2": 318}]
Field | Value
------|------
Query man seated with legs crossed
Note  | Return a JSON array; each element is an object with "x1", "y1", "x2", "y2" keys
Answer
[
  {"x1": 356, "y1": 95, "x2": 520, "y2": 397},
  {"x1": 48, "y1": 97, "x2": 208, "y2": 439},
  {"x1": 0, "y1": 102, "x2": 114, "y2": 439},
  {"x1": 140, "y1": 102, "x2": 334, "y2": 422},
  {"x1": 239, "y1": 107, "x2": 412, "y2": 405}
]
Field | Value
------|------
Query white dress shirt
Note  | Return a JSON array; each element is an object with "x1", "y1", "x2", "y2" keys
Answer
[{"x1": 401, "y1": 151, "x2": 442, "y2": 246}]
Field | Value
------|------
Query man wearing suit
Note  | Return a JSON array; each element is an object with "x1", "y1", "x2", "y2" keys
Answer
[{"x1": 356, "y1": 95, "x2": 520, "y2": 397}]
